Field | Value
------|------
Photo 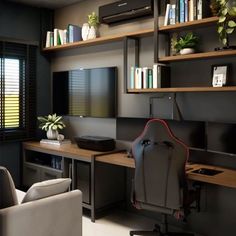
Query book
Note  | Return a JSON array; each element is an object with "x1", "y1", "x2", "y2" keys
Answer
[
  {"x1": 53, "y1": 28, "x2": 59, "y2": 46},
  {"x1": 130, "y1": 66, "x2": 135, "y2": 89},
  {"x1": 189, "y1": 0, "x2": 194, "y2": 21},
  {"x1": 40, "y1": 139, "x2": 72, "y2": 146},
  {"x1": 169, "y1": 5, "x2": 176, "y2": 25},
  {"x1": 135, "y1": 67, "x2": 142, "y2": 89},
  {"x1": 175, "y1": 0, "x2": 179, "y2": 23},
  {"x1": 164, "y1": 4, "x2": 171, "y2": 26},
  {"x1": 142, "y1": 67, "x2": 149, "y2": 89},
  {"x1": 148, "y1": 69, "x2": 153, "y2": 88},
  {"x1": 45, "y1": 31, "x2": 51, "y2": 48},
  {"x1": 184, "y1": 0, "x2": 188, "y2": 22},
  {"x1": 153, "y1": 64, "x2": 158, "y2": 88},
  {"x1": 68, "y1": 24, "x2": 82, "y2": 43},
  {"x1": 197, "y1": 0, "x2": 211, "y2": 20},
  {"x1": 179, "y1": 0, "x2": 185, "y2": 23}
]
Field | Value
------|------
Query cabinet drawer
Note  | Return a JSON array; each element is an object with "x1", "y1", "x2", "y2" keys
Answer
[
  {"x1": 23, "y1": 162, "x2": 41, "y2": 187},
  {"x1": 41, "y1": 168, "x2": 63, "y2": 181}
]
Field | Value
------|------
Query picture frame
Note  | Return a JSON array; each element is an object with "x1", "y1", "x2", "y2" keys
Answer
[{"x1": 212, "y1": 64, "x2": 230, "y2": 87}]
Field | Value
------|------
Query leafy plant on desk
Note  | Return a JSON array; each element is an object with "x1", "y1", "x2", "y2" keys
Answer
[
  {"x1": 37, "y1": 113, "x2": 65, "y2": 131},
  {"x1": 217, "y1": 0, "x2": 236, "y2": 47},
  {"x1": 173, "y1": 32, "x2": 199, "y2": 53}
]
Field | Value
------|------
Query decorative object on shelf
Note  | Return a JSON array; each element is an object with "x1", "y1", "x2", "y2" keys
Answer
[
  {"x1": 37, "y1": 114, "x2": 66, "y2": 140},
  {"x1": 173, "y1": 32, "x2": 199, "y2": 55},
  {"x1": 212, "y1": 64, "x2": 230, "y2": 87},
  {"x1": 82, "y1": 12, "x2": 100, "y2": 40},
  {"x1": 210, "y1": 0, "x2": 221, "y2": 16},
  {"x1": 216, "y1": 0, "x2": 236, "y2": 49}
]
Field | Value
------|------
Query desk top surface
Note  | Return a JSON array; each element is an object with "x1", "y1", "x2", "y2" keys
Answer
[{"x1": 23, "y1": 141, "x2": 236, "y2": 189}]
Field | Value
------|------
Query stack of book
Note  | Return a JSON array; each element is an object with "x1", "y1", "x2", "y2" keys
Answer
[
  {"x1": 45, "y1": 24, "x2": 82, "y2": 48},
  {"x1": 40, "y1": 139, "x2": 72, "y2": 146},
  {"x1": 130, "y1": 64, "x2": 170, "y2": 90},
  {"x1": 164, "y1": 0, "x2": 211, "y2": 26}
]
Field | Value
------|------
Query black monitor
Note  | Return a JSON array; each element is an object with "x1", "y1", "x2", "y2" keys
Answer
[{"x1": 53, "y1": 67, "x2": 117, "y2": 118}]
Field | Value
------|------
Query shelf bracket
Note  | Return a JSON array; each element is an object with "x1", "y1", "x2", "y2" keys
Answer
[
  {"x1": 123, "y1": 36, "x2": 140, "y2": 93},
  {"x1": 172, "y1": 93, "x2": 183, "y2": 121}
]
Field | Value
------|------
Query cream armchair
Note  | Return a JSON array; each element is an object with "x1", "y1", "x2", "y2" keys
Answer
[{"x1": 0, "y1": 167, "x2": 82, "y2": 236}]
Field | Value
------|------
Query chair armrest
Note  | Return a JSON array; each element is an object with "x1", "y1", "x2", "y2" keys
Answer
[{"x1": 0, "y1": 190, "x2": 82, "y2": 236}]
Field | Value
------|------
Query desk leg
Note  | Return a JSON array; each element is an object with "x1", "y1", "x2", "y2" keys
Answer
[{"x1": 91, "y1": 157, "x2": 95, "y2": 222}]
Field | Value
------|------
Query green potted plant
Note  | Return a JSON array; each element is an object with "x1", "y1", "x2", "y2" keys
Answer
[
  {"x1": 173, "y1": 32, "x2": 199, "y2": 55},
  {"x1": 82, "y1": 12, "x2": 100, "y2": 40},
  {"x1": 38, "y1": 113, "x2": 66, "y2": 140},
  {"x1": 216, "y1": 0, "x2": 236, "y2": 49}
]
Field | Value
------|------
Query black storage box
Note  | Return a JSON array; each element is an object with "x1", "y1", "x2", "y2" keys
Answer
[{"x1": 75, "y1": 136, "x2": 115, "y2": 152}]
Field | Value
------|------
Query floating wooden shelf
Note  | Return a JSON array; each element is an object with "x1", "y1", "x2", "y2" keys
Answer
[
  {"x1": 43, "y1": 28, "x2": 153, "y2": 52},
  {"x1": 159, "y1": 16, "x2": 218, "y2": 32},
  {"x1": 159, "y1": 50, "x2": 236, "y2": 62},
  {"x1": 128, "y1": 86, "x2": 236, "y2": 93}
]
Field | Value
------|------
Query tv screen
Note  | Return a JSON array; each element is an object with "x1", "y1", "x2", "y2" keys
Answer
[{"x1": 53, "y1": 67, "x2": 117, "y2": 118}]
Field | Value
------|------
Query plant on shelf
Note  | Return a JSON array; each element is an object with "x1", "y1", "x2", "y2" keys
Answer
[
  {"x1": 216, "y1": 0, "x2": 236, "y2": 49},
  {"x1": 173, "y1": 32, "x2": 199, "y2": 55},
  {"x1": 82, "y1": 12, "x2": 100, "y2": 41},
  {"x1": 38, "y1": 114, "x2": 66, "y2": 140}
]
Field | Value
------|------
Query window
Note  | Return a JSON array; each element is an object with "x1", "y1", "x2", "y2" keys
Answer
[{"x1": 0, "y1": 42, "x2": 36, "y2": 141}]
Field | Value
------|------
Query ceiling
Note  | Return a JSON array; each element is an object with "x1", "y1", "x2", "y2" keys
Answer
[{"x1": 5, "y1": 0, "x2": 84, "y2": 9}]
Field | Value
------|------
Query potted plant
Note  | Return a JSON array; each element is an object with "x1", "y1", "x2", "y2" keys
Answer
[
  {"x1": 173, "y1": 32, "x2": 199, "y2": 55},
  {"x1": 38, "y1": 113, "x2": 66, "y2": 140},
  {"x1": 82, "y1": 12, "x2": 100, "y2": 40},
  {"x1": 216, "y1": 0, "x2": 236, "y2": 49}
]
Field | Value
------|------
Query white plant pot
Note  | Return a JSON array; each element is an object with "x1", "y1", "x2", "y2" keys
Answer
[
  {"x1": 82, "y1": 23, "x2": 90, "y2": 41},
  {"x1": 46, "y1": 129, "x2": 58, "y2": 140},
  {"x1": 180, "y1": 48, "x2": 195, "y2": 55},
  {"x1": 87, "y1": 26, "x2": 97, "y2": 40}
]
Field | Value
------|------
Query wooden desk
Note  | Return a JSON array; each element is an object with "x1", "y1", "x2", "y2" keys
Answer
[{"x1": 96, "y1": 152, "x2": 236, "y2": 189}]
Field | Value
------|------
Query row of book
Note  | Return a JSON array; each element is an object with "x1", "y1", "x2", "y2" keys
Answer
[
  {"x1": 45, "y1": 24, "x2": 82, "y2": 48},
  {"x1": 130, "y1": 64, "x2": 170, "y2": 89},
  {"x1": 164, "y1": 0, "x2": 211, "y2": 26}
]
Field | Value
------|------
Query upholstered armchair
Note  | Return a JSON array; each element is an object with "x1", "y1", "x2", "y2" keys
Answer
[{"x1": 0, "y1": 166, "x2": 82, "y2": 236}]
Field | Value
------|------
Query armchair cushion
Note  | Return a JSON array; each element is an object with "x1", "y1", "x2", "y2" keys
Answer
[
  {"x1": 22, "y1": 178, "x2": 71, "y2": 203},
  {"x1": 0, "y1": 166, "x2": 18, "y2": 209}
]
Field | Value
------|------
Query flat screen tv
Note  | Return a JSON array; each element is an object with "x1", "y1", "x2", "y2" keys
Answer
[{"x1": 53, "y1": 67, "x2": 117, "y2": 118}]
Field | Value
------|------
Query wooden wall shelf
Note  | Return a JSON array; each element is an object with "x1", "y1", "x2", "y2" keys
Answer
[
  {"x1": 128, "y1": 86, "x2": 236, "y2": 93},
  {"x1": 159, "y1": 16, "x2": 218, "y2": 32},
  {"x1": 159, "y1": 50, "x2": 236, "y2": 62},
  {"x1": 43, "y1": 28, "x2": 153, "y2": 52}
]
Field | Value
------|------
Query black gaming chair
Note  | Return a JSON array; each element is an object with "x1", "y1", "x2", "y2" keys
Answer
[{"x1": 130, "y1": 119, "x2": 196, "y2": 236}]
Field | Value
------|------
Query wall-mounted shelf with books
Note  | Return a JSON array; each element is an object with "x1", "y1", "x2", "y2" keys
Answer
[
  {"x1": 159, "y1": 16, "x2": 218, "y2": 32},
  {"x1": 43, "y1": 28, "x2": 153, "y2": 52},
  {"x1": 128, "y1": 86, "x2": 236, "y2": 93},
  {"x1": 159, "y1": 50, "x2": 236, "y2": 62}
]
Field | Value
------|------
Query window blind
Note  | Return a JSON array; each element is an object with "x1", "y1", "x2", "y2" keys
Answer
[{"x1": 0, "y1": 41, "x2": 36, "y2": 141}]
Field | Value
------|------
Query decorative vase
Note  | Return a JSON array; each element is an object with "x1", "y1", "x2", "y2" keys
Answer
[
  {"x1": 46, "y1": 129, "x2": 58, "y2": 140},
  {"x1": 82, "y1": 23, "x2": 90, "y2": 41},
  {"x1": 180, "y1": 48, "x2": 195, "y2": 55},
  {"x1": 87, "y1": 26, "x2": 97, "y2": 40}
]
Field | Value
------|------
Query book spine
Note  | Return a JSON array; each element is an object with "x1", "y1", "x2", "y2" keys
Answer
[
  {"x1": 148, "y1": 69, "x2": 153, "y2": 89},
  {"x1": 130, "y1": 66, "x2": 135, "y2": 89},
  {"x1": 175, "y1": 0, "x2": 179, "y2": 23},
  {"x1": 157, "y1": 65, "x2": 161, "y2": 88},
  {"x1": 179, "y1": 0, "x2": 185, "y2": 23},
  {"x1": 45, "y1": 31, "x2": 51, "y2": 48},
  {"x1": 189, "y1": 0, "x2": 194, "y2": 21},
  {"x1": 193, "y1": 0, "x2": 197, "y2": 20},
  {"x1": 63, "y1": 29, "x2": 67, "y2": 44},
  {"x1": 197, "y1": 0, "x2": 202, "y2": 20},
  {"x1": 164, "y1": 4, "x2": 171, "y2": 26},
  {"x1": 153, "y1": 64, "x2": 158, "y2": 89},
  {"x1": 135, "y1": 68, "x2": 142, "y2": 89},
  {"x1": 184, "y1": 0, "x2": 188, "y2": 22},
  {"x1": 170, "y1": 5, "x2": 176, "y2": 25},
  {"x1": 53, "y1": 28, "x2": 58, "y2": 46},
  {"x1": 50, "y1": 32, "x2": 54, "y2": 47},
  {"x1": 143, "y1": 67, "x2": 148, "y2": 89}
]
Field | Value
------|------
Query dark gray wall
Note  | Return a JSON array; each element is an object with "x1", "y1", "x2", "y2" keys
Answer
[
  {"x1": 0, "y1": 2, "x2": 52, "y2": 186},
  {"x1": 51, "y1": 1, "x2": 236, "y2": 235}
]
